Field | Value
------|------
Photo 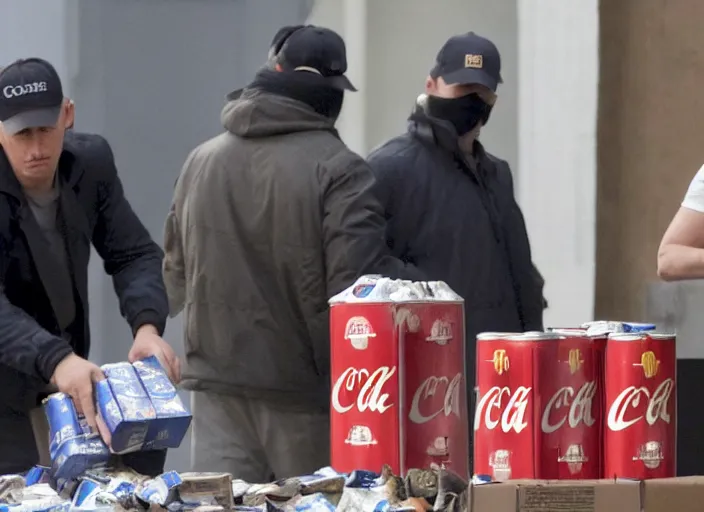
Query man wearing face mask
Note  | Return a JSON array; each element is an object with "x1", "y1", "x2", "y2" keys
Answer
[
  {"x1": 368, "y1": 32, "x2": 545, "y2": 451},
  {"x1": 163, "y1": 25, "x2": 420, "y2": 481}
]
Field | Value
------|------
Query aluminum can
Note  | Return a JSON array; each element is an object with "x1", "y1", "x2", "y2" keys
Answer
[
  {"x1": 536, "y1": 330, "x2": 600, "y2": 478},
  {"x1": 329, "y1": 276, "x2": 468, "y2": 478},
  {"x1": 604, "y1": 332, "x2": 676, "y2": 478},
  {"x1": 473, "y1": 331, "x2": 547, "y2": 480}
]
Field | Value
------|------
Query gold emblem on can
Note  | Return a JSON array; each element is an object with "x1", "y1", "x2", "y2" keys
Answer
[
  {"x1": 492, "y1": 349, "x2": 510, "y2": 375},
  {"x1": 568, "y1": 349, "x2": 584, "y2": 375},
  {"x1": 636, "y1": 350, "x2": 660, "y2": 379}
]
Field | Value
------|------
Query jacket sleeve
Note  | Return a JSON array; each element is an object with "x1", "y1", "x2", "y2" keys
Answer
[
  {"x1": 0, "y1": 224, "x2": 73, "y2": 383},
  {"x1": 162, "y1": 153, "x2": 196, "y2": 318},
  {"x1": 495, "y1": 158, "x2": 545, "y2": 331},
  {"x1": 163, "y1": 198, "x2": 186, "y2": 317},
  {"x1": 367, "y1": 146, "x2": 416, "y2": 260},
  {"x1": 90, "y1": 137, "x2": 169, "y2": 336},
  {"x1": 321, "y1": 154, "x2": 425, "y2": 299}
]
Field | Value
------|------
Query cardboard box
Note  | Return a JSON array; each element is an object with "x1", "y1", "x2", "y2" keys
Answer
[
  {"x1": 472, "y1": 479, "x2": 640, "y2": 512},
  {"x1": 132, "y1": 356, "x2": 192, "y2": 450},
  {"x1": 97, "y1": 363, "x2": 156, "y2": 453},
  {"x1": 472, "y1": 477, "x2": 704, "y2": 511},
  {"x1": 178, "y1": 472, "x2": 234, "y2": 509},
  {"x1": 96, "y1": 358, "x2": 192, "y2": 454},
  {"x1": 643, "y1": 476, "x2": 704, "y2": 512}
]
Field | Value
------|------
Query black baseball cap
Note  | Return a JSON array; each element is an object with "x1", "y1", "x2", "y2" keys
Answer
[
  {"x1": 430, "y1": 32, "x2": 503, "y2": 91},
  {"x1": 0, "y1": 58, "x2": 64, "y2": 135},
  {"x1": 275, "y1": 25, "x2": 357, "y2": 91}
]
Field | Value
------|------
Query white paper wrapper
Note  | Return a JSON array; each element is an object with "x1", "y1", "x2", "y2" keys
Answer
[{"x1": 329, "y1": 276, "x2": 463, "y2": 304}]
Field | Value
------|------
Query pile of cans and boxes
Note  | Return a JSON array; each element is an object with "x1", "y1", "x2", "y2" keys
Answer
[
  {"x1": 327, "y1": 276, "x2": 704, "y2": 511},
  {"x1": 3, "y1": 276, "x2": 704, "y2": 511},
  {"x1": 0, "y1": 349, "x2": 469, "y2": 511}
]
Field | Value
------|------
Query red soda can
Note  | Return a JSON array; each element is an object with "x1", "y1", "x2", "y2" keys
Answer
[
  {"x1": 604, "y1": 332, "x2": 676, "y2": 478},
  {"x1": 329, "y1": 277, "x2": 469, "y2": 478},
  {"x1": 536, "y1": 330, "x2": 601, "y2": 479},
  {"x1": 473, "y1": 331, "x2": 546, "y2": 480},
  {"x1": 404, "y1": 302, "x2": 467, "y2": 476}
]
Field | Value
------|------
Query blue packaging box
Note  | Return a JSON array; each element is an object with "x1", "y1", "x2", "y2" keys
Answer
[
  {"x1": 43, "y1": 393, "x2": 85, "y2": 461},
  {"x1": 132, "y1": 356, "x2": 192, "y2": 450},
  {"x1": 49, "y1": 434, "x2": 110, "y2": 494},
  {"x1": 96, "y1": 362, "x2": 156, "y2": 454},
  {"x1": 25, "y1": 465, "x2": 51, "y2": 486},
  {"x1": 135, "y1": 470, "x2": 182, "y2": 506}
]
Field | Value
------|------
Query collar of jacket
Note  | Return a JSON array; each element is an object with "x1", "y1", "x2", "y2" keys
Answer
[
  {"x1": 0, "y1": 139, "x2": 82, "y2": 202},
  {"x1": 406, "y1": 95, "x2": 488, "y2": 163}
]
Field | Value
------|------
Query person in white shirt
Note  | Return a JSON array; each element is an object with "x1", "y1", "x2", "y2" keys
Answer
[{"x1": 658, "y1": 164, "x2": 704, "y2": 280}]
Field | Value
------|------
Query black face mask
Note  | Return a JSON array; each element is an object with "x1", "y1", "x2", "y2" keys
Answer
[{"x1": 426, "y1": 93, "x2": 493, "y2": 136}]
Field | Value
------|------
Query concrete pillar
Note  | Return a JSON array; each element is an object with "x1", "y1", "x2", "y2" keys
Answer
[
  {"x1": 336, "y1": 0, "x2": 368, "y2": 156},
  {"x1": 517, "y1": 0, "x2": 600, "y2": 326}
]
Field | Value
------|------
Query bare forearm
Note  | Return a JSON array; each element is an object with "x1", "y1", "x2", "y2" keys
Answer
[{"x1": 657, "y1": 244, "x2": 704, "y2": 281}]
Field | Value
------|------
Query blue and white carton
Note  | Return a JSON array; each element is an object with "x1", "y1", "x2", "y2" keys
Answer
[
  {"x1": 96, "y1": 357, "x2": 191, "y2": 453},
  {"x1": 132, "y1": 356, "x2": 192, "y2": 450},
  {"x1": 96, "y1": 362, "x2": 156, "y2": 454}
]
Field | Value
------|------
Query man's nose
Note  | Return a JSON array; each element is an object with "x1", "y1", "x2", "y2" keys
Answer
[{"x1": 27, "y1": 135, "x2": 44, "y2": 159}]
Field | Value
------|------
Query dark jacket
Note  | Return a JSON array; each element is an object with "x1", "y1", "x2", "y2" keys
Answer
[
  {"x1": 164, "y1": 88, "x2": 417, "y2": 409},
  {"x1": 367, "y1": 98, "x2": 544, "y2": 383},
  {"x1": 0, "y1": 132, "x2": 169, "y2": 412}
]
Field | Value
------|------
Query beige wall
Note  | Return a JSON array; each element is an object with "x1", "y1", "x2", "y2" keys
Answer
[{"x1": 596, "y1": 0, "x2": 704, "y2": 321}]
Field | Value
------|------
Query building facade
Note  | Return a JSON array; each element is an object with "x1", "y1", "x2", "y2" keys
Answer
[{"x1": 3, "y1": 0, "x2": 701, "y2": 474}]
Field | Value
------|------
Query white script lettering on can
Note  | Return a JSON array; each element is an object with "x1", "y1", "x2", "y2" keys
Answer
[
  {"x1": 408, "y1": 373, "x2": 462, "y2": 424},
  {"x1": 331, "y1": 366, "x2": 396, "y2": 414},
  {"x1": 540, "y1": 381, "x2": 597, "y2": 434},
  {"x1": 2, "y1": 82, "x2": 48, "y2": 99},
  {"x1": 473, "y1": 386, "x2": 532, "y2": 434},
  {"x1": 607, "y1": 378, "x2": 674, "y2": 431}
]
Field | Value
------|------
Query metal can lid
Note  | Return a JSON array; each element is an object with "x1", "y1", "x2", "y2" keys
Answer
[
  {"x1": 608, "y1": 332, "x2": 646, "y2": 341},
  {"x1": 476, "y1": 332, "x2": 521, "y2": 340},
  {"x1": 549, "y1": 328, "x2": 588, "y2": 336},
  {"x1": 647, "y1": 332, "x2": 676, "y2": 340},
  {"x1": 506, "y1": 331, "x2": 563, "y2": 341},
  {"x1": 585, "y1": 327, "x2": 611, "y2": 337}
]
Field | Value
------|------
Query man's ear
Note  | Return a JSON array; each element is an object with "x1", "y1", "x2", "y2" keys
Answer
[
  {"x1": 64, "y1": 99, "x2": 75, "y2": 129},
  {"x1": 425, "y1": 76, "x2": 436, "y2": 94}
]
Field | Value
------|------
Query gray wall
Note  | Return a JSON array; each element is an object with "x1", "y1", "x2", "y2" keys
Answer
[
  {"x1": 365, "y1": 0, "x2": 519, "y2": 171},
  {"x1": 308, "y1": 0, "x2": 518, "y2": 170},
  {"x1": 1, "y1": 0, "x2": 311, "y2": 472}
]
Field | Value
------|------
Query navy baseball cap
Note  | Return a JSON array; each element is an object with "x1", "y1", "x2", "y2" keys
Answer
[
  {"x1": 275, "y1": 25, "x2": 357, "y2": 91},
  {"x1": 0, "y1": 58, "x2": 64, "y2": 135},
  {"x1": 430, "y1": 32, "x2": 503, "y2": 91}
]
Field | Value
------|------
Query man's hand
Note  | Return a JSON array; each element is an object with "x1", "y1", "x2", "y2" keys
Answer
[
  {"x1": 129, "y1": 324, "x2": 182, "y2": 384},
  {"x1": 50, "y1": 353, "x2": 105, "y2": 432}
]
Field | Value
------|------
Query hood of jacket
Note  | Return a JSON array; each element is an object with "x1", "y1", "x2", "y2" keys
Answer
[{"x1": 221, "y1": 88, "x2": 337, "y2": 139}]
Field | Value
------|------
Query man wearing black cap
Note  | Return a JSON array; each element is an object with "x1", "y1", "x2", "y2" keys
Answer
[
  {"x1": 368, "y1": 32, "x2": 545, "y2": 463},
  {"x1": 0, "y1": 58, "x2": 178, "y2": 474},
  {"x1": 164, "y1": 25, "x2": 418, "y2": 480}
]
